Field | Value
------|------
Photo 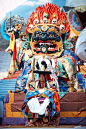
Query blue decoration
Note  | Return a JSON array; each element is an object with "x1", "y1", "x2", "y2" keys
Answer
[
  {"x1": 1, "y1": 17, "x2": 10, "y2": 41},
  {"x1": 68, "y1": 9, "x2": 82, "y2": 31},
  {"x1": 61, "y1": 49, "x2": 77, "y2": 61},
  {"x1": 21, "y1": 41, "x2": 30, "y2": 49}
]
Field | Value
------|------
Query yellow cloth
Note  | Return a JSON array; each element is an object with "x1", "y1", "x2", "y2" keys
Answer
[
  {"x1": 9, "y1": 93, "x2": 14, "y2": 103},
  {"x1": 9, "y1": 31, "x2": 15, "y2": 51}
]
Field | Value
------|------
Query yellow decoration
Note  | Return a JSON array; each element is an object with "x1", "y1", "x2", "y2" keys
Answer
[
  {"x1": 60, "y1": 111, "x2": 86, "y2": 117},
  {"x1": 34, "y1": 13, "x2": 38, "y2": 19},
  {"x1": 9, "y1": 93, "x2": 14, "y2": 103},
  {"x1": 77, "y1": 87, "x2": 83, "y2": 92},
  {"x1": 8, "y1": 90, "x2": 12, "y2": 93},
  {"x1": 67, "y1": 81, "x2": 76, "y2": 92},
  {"x1": 24, "y1": 49, "x2": 32, "y2": 61},
  {"x1": 70, "y1": 25, "x2": 80, "y2": 38},
  {"x1": 6, "y1": 103, "x2": 24, "y2": 118},
  {"x1": 9, "y1": 31, "x2": 15, "y2": 51},
  {"x1": 43, "y1": 12, "x2": 48, "y2": 18},
  {"x1": 52, "y1": 13, "x2": 57, "y2": 19}
]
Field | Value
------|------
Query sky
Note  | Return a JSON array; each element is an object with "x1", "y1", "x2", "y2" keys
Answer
[
  {"x1": 0, "y1": 0, "x2": 67, "y2": 23},
  {"x1": 0, "y1": 0, "x2": 86, "y2": 24},
  {"x1": 0, "y1": 0, "x2": 26, "y2": 23},
  {"x1": 65, "y1": 0, "x2": 86, "y2": 7}
]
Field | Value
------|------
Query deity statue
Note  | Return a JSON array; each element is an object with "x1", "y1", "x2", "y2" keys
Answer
[{"x1": 2, "y1": 3, "x2": 82, "y2": 127}]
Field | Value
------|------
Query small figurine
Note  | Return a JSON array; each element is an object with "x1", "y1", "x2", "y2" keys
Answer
[{"x1": 67, "y1": 81, "x2": 77, "y2": 92}]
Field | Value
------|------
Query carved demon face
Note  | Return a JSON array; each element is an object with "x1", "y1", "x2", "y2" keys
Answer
[
  {"x1": 30, "y1": 24, "x2": 64, "y2": 56},
  {"x1": 15, "y1": 23, "x2": 24, "y2": 31}
]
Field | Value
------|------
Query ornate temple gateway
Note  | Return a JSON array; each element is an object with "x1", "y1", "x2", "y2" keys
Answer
[{"x1": 1, "y1": 3, "x2": 86, "y2": 126}]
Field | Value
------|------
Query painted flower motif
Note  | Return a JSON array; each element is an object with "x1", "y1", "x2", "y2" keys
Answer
[
  {"x1": 42, "y1": 47, "x2": 46, "y2": 52},
  {"x1": 61, "y1": 60, "x2": 65, "y2": 63}
]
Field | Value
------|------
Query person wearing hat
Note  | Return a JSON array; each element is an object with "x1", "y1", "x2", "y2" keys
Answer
[{"x1": 22, "y1": 60, "x2": 60, "y2": 127}]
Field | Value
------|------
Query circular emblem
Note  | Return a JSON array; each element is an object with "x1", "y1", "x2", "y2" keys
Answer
[{"x1": 41, "y1": 45, "x2": 48, "y2": 53}]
